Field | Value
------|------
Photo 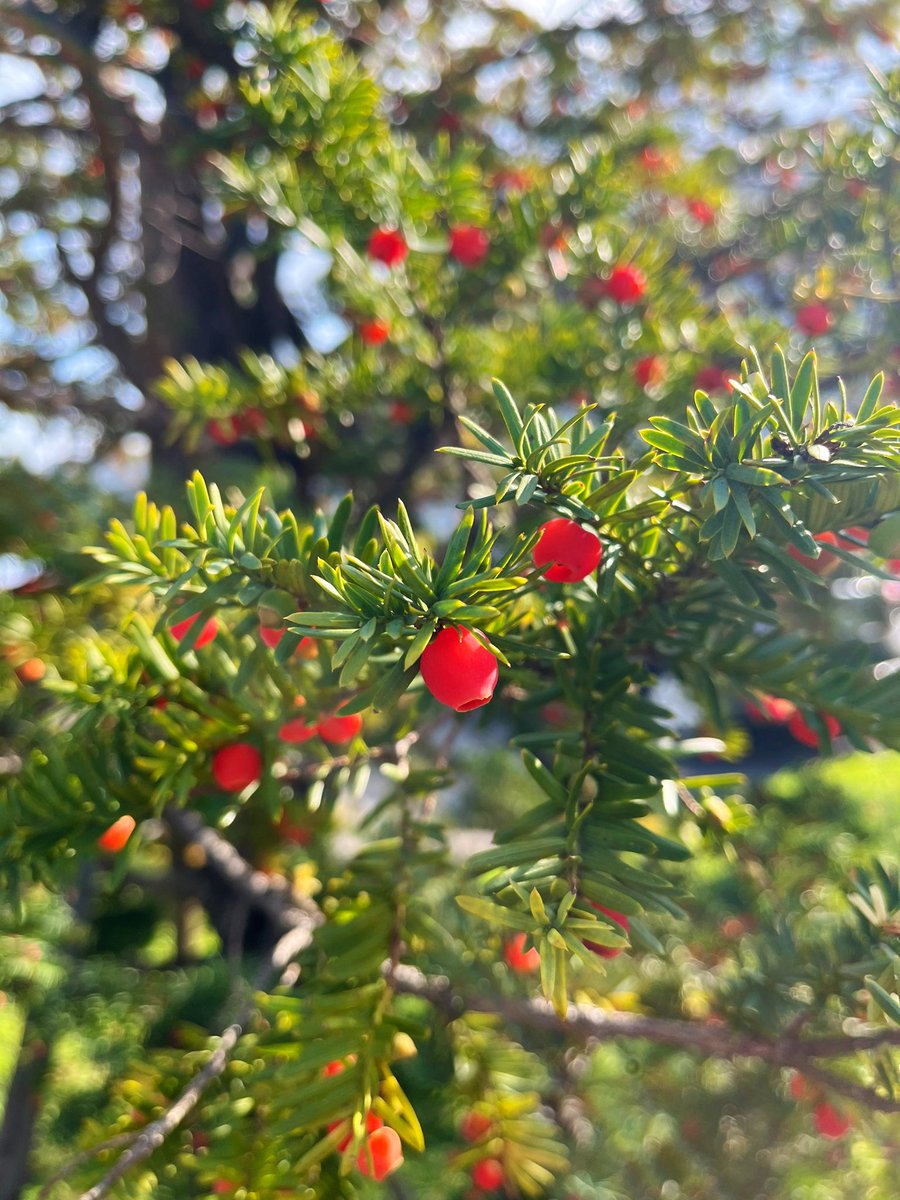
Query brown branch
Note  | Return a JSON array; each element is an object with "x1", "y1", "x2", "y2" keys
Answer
[
  {"x1": 164, "y1": 806, "x2": 320, "y2": 935},
  {"x1": 35, "y1": 1133, "x2": 138, "y2": 1200},
  {"x1": 161, "y1": 818, "x2": 900, "y2": 1118},
  {"x1": 385, "y1": 965, "x2": 900, "y2": 1114}
]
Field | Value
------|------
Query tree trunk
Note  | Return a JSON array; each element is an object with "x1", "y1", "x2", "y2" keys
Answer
[{"x1": 0, "y1": 1018, "x2": 51, "y2": 1200}]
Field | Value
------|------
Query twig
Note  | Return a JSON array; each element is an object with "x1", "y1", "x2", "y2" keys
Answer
[
  {"x1": 35, "y1": 1134, "x2": 138, "y2": 1200},
  {"x1": 76, "y1": 921, "x2": 315, "y2": 1200},
  {"x1": 385, "y1": 965, "x2": 900, "y2": 1113}
]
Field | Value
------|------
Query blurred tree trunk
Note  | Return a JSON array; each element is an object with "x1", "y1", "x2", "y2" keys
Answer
[{"x1": 0, "y1": 1018, "x2": 51, "y2": 1200}]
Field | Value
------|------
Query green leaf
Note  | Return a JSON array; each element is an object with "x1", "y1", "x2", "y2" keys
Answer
[
  {"x1": 865, "y1": 976, "x2": 900, "y2": 1025},
  {"x1": 287, "y1": 611, "x2": 360, "y2": 629},
  {"x1": 455, "y1": 895, "x2": 536, "y2": 931},
  {"x1": 529, "y1": 888, "x2": 548, "y2": 924},
  {"x1": 788, "y1": 351, "x2": 816, "y2": 433},
  {"x1": 521, "y1": 751, "x2": 568, "y2": 805},
  {"x1": 711, "y1": 475, "x2": 730, "y2": 513},
  {"x1": 439, "y1": 446, "x2": 513, "y2": 467},
  {"x1": 457, "y1": 415, "x2": 512, "y2": 458},
  {"x1": 770, "y1": 345, "x2": 790, "y2": 406},
  {"x1": 434, "y1": 509, "x2": 474, "y2": 594},
  {"x1": 492, "y1": 378, "x2": 525, "y2": 443},
  {"x1": 404, "y1": 620, "x2": 437, "y2": 669},
  {"x1": 515, "y1": 474, "x2": 539, "y2": 504},
  {"x1": 327, "y1": 493, "x2": 354, "y2": 552},
  {"x1": 857, "y1": 373, "x2": 885, "y2": 424},
  {"x1": 725, "y1": 462, "x2": 789, "y2": 487}
]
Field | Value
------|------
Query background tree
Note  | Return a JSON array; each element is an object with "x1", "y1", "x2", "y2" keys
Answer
[{"x1": 0, "y1": 3, "x2": 899, "y2": 1199}]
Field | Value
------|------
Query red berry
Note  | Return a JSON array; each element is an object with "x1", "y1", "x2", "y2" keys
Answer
[
  {"x1": 15, "y1": 658, "x2": 45, "y2": 684},
  {"x1": 532, "y1": 518, "x2": 602, "y2": 583},
  {"x1": 584, "y1": 903, "x2": 629, "y2": 958},
  {"x1": 796, "y1": 303, "x2": 832, "y2": 338},
  {"x1": 317, "y1": 712, "x2": 363, "y2": 744},
  {"x1": 633, "y1": 355, "x2": 666, "y2": 389},
  {"x1": 503, "y1": 932, "x2": 539, "y2": 973},
  {"x1": 360, "y1": 319, "x2": 390, "y2": 345},
  {"x1": 368, "y1": 228, "x2": 407, "y2": 267},
  {"x1": 329, "y1": 1111, "x2": 383, "y2": 1154},
  {"x1": 259, "y1": 623, "x2": 284, "y2": 649},
  {"x1": 356, "y1": 1126, "x2": 403, "y2": 1181},
  {"x1": 746, "y1": 695, "x2": 796, "y2": 724},
  {"x1": 207, "y1": 417, "x2": 240, "y2": 446},
  {"x1": 170, "y1": 612, "x2": 218, "y2": 649},
  {"x1": 788, "y1": 532, "x2": 841, "y2": 572},
  {"x1": 211, "y1": 1183, "x2": 233, "y2": 1196},
  {"x1": 693, "y1": 365, "x2": 732, "y2": 393},
  {"x1": 606, "y1": 264, "x2": 646, "y2": 304},
  {"x1": 460, "y1": 1112, "x2": 493, "y2": 1143},
  {"x1": 389, "y1": 401, "x2": 415, "y2": 424},
  {"x1": 637, "y1": 145, "x2": 672, "y2": 173},
  {"x1": 787, "y1": 712, "x2": 841, "y2": 749},
  {"x1": 471, "y1": 1158, "x2": 505, "y2": 1191},
  {"x1": 296, "y1": 636, "x2": 318, "y2": 659},
  {"x1": 687, "y1": 198, "x2": 716, "y2": 226},
  {"x1": 789, "y1": 1072, "x2": 810, "y2": 1101},
  {"x1": 98, "y1": 815, "x2": 136, "y2": 853},
  {"x1": 834, "y1": 526, "x2": 868, "y2": 550},
  {"x1": 323, "y1": 1059, "x2": 347, "y2": 1077},
  {"x1": 448, "y1": 225, "x2": 490, "y2": 268},
  {"x1": 419, "y1": 626, "x2": 499, "y2": 712},
  {"x1": 814, "y1": 1103, "x2": 850, "y2": 1139},
  {"x1": 211, "y1": 743, "x2": 263, "y2": 792},
  {"x1": 278, "y1": 717, "x2": 317, "y2": 744},
  {"x1": 236, "y1": 407, "x2": 267, "y2": 437},
  {"x1": 278, "y1": 813, "x2": 311, "y2": 845}
]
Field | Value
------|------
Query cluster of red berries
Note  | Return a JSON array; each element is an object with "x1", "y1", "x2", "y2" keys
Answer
[
  {"x1": 322, "y1": 1060, "x2": 404, "y2": 1180},
  {"x1": 210, "y1": 707, "x2": 362, "y2": 794},
  {"x1": 367, "y1": 225, "x2": 491, "y2": 271},
  {"x1": 788, "y1": 1074, "x2": 851, "y2": 1139}
]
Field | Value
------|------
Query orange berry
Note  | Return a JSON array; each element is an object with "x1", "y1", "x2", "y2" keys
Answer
[
  {"x1": 356, "y1": 1126, "x2": 403, "y2": 1181},
  {"x1": 504, "y1": 932, "x2": 539, "y2": 972},
  {"x1": 98, "y1": 815, "x2": 136, "y2": 853},
  {"x1": 459, "y1": 1111, "x2": 493, "y2": 1143}
]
